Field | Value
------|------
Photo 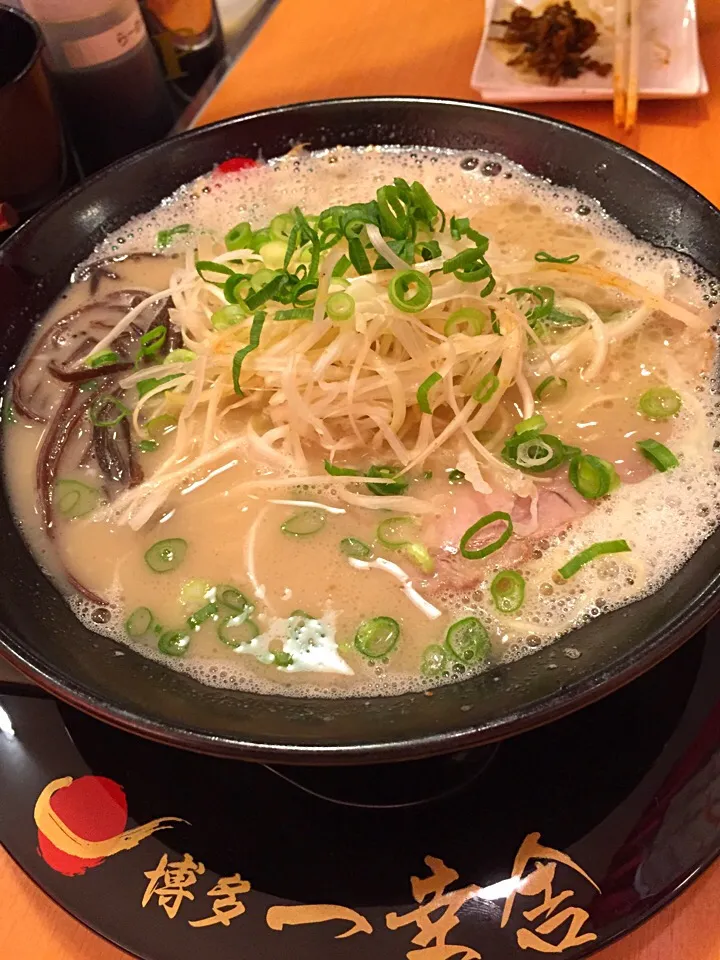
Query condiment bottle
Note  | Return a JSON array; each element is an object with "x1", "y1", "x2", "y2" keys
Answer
[
  {"x1": 140, "y1": 0, "x2": 226, "y2": 107},
  {"x1": 22, "y1": 0, "x2": 174, "y2": 174}
]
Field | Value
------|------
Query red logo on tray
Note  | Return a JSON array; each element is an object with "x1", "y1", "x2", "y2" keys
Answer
[{"x1": 34, "y1": 775, "x2": 181, "y2": 877}]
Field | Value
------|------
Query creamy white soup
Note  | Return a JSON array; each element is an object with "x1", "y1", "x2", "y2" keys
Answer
[{"x1": 4, "y1": 146, "x2": 719, "y2": 697}]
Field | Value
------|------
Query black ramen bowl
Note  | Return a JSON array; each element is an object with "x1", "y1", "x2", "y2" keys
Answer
[{"x1": 1, "y1": 97, "x2": 719, "y2": 763}]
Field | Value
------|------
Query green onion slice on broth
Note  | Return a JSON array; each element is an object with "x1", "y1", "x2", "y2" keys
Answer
[
  {"x1": 459, "y1": 511, "x2": 513, "y2": 560},
  {"x1": 535, "y1": 376, "x2": 568, "y2": 400},
  {"x1": 89, "y1": 395, "x2": 130, "y2": 427},
  {"x1": 340, "y1": 537, "x2": 373, "y2": 560},
  {"x1": 216, "y1": 586, "x2": 254, "y2": 615},
  {"x1": 281, "y1": 508, "x2": 327, "y2": 537},
  {"x1": 354, "y1": 616, "x2": 400, "y2": 659},
  {"x1": 145, "y1": 538, "x2": 188, "y2": 573},
  {"x1": 638, "y1": 386, "x2": 682, "y2": 420},
  {"x1": 636, "y1": 438, "x2": 679, "y2": 472},
  {"x1": 158, "y1": 630, "x2": 191, "y2": 656},
  {"x1": 491, "y1": 570, "x2": 526, "y2": 613},
  {"x1": 569, "y1": 454, "x2": 620, "y2": 499},
  {"x1": 445, "y1": 617, "x2": 490, "y2": 663},
  {"x1": 156, "y1": 223, "x2": 191, "y2": 249},
  {"x1": 125, "y1": 606, "x2": 154, "y2": 637},
  {"x1": 217, "y1": 615, "x2": 260, "y2": 648},
  {"x1": 557, "y1": 540, "x2": 631, "y2": 580},
  {"x1": 365, "y1": 464, "x2": 408, "y2": 496},
  {"x1": 55, "y1": 479, "x2": 99, "y2": 518},
  {"x1": 421, "y1": 644, "x2": 449, "y2": 677}
]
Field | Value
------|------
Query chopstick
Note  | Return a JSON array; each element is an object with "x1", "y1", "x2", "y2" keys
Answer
[{"x1": 613, "y1": 0, "x2": 640, "y2": 132}]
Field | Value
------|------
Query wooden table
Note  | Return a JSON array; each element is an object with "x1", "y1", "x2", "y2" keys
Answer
[{"x1": 2, "y1": 0, "x2": 719, "y2": 957}]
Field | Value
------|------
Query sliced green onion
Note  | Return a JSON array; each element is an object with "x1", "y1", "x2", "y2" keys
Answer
[
  {"x1": 376, "y1": 185, "x2": 408, "y2": 239},
  {"x1": 164, "y1": 349, "x2": 196, "y2": 365},
  {"x1": 415, "y1": 239, "x2": 442, "y2": 262},
  {"x1": 332, "y1": 255, "x2": 351, "y2": 277},
  {"x1": 445, "y1": 617, "x2": 490, "y2": 663},
  {"x1": 180, "y1": 579, "x2": 212, "y2": 606},
  {"x1": 195, "y1": 260, "x2": 235, "y2": 284},
  {"x1": 224, "y1": 273, "x2": 251, "y2": 304},
  {"x1": 366, "y1": 464, "x2": 408, "y2": 496},
  {"x1": 534, "y1": 251, "x2": 580, "y2": 264},
  {"x1": 448, "y1": 469, "x2": 465, "y2": 484},
  {"x1": 187, "y1": 602, "x2": 219, "y2": 631},
  {"x1": 558, "y1": 540, "x2": 631, "y2": 579},
  {"x1": 225, "y1": 221, "x2": 253, "y2": 251},
  {"x1": 340, "y1": 537, "x2": 373, "y2": 560},
  {"x1": 636, "y1": 438, "x2": 679, "y2": 472},
  {"x1": 473, "y1": 372, "x2": 499, "y2": 404},
  {"x1": 157, "y1": 224, "x2": 191, "y2": 249},
  {"x1": 54, "y1": 479, "x2": 99, "y2": 518},
  {"x1": 87, "y1": 350, "x2": 120, "y2": 369},
  {"x1": 212, "y1": 304, "x2": 247, "y2": 329},
  {"x1": 638, "y1": 386, "x2": 682, "y2": 420},
  {"x1": 324, "y1": 460, "x2": 360, "y2": 477},
  {"x1": 515, "y1": 438, "x2": 555, "y2": 469},
  {"x1": 275, "y1": 307, "x2": 314, "y2": 321},
  {"x1": 217, "y1": 615, "x2": 260, "y2": 648},
  {"x1": 250, "y1": 268, "x2": 279, "y2": 292},
  {"x1": 291, "y1": 280, "x2": 318, "y2": 305},
  {"x1": 444, "y1": 308, "x2": 485, "y2": 336},
  {"x1": 138, "y1": 439, "x2": 158, "y2": 453},
  {"x1": 216, "y1": 585, "x2": 254, "y2": 615},
  {"x1": 260, "y1": 240, "x2": 289, "y2": 270},
  {"x1": 281, "y1": 508, "x2": 326, "y2": 537},
  {"x1": 147, "y1": 413, "x2": 177, "y2": 438},
  {"x1": 125, "y1": 606, "x2": 154, "y2": 636},
  {"x1": 399, "y1": 542, "x2": 434, "y2": 574},
  {"x1": 459, "y1": 511, "x2": 513, "y2": 560},
  {"x1": 388, "y1": 270, "x2": 433, "y2": 313},
  {"x1": 250, "y1": 227, "x2": 272, "y2": 252},
  {"x1": 89, "y1": 395, "x2": 130, "y2": 427},
  {"x1": 78, "y1": 380, "x2": 98, "y2": 393},
  {"x1": 515, "y1": 414, "x2": 547, "y2": 436},
  {"x1": 503, "y1": 433, "x2": 566, "y2": 473},
  {"x1": 136, "y1": 374, "x2": 182, "y2": 398},
  {"x1": 232, "y1": 311, "x2": 266, "y2": 396},
  {"x1": 354, "y1": 616, "x2": 400, "y2": 659},
  {"x1": 535, "y1": 376, "x2": 568, "y2": 400},
  {"x1": 245, "y1": 274, "x2": 285, "y2": 311},
  {"x1": 326, "y1": 291, "x2": 355, "y2": 321},
  {"x1": 545, "y1": 308, "x2": 586, "y2": 327},
  {"x1": 347, "y1": 236, "x2": 372, "y2": 275},
  {"x1": 421, "y1": 644, "x2": 448, "y2": 677},
  {"x1": 508, "y1": 285, "x2": 554, "y2": 322},
  {"x1": 144, "y1": 538, "x2": 187, "y2": 573},
  {"x1": 270, "y1": 213, "x2": 295, "y2": 240},
  {"x1": 158, "y1": 630, "x2": 191, "y2": 656},
  {"x1": 569, "y1": 454, "x2": 620, "y2": 499},
  {"x1": 490, "y1": 570, "x2": 525, "y2": 613},
  {"x1": 138, "y1": 325, "x2": 167, "y2": 359},
  {"x1": 377, "y1": 515, "x2": 415, "y2": 547},
  {"x1": 417, "y1": 371, "x2": 442, "y2": 414},
  {"x1": 273, "y1": 651, "x2": 294, "y2": 667}
]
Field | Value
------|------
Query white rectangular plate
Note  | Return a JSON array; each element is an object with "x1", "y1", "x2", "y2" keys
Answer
[{"x1": 471, "y1": 0, "x2": 707, "y2": 102}]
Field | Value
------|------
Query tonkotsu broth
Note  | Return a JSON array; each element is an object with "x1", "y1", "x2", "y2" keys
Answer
[{"x1": 4, "y1": 145, "x2": 720, "y2": 697}]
